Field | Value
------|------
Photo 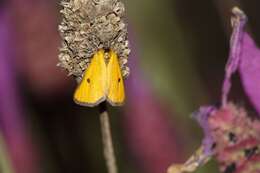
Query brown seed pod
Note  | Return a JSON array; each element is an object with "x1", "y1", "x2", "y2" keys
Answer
[{"x1": 58, "y1": 0, "x2": 130, "y2": 81}]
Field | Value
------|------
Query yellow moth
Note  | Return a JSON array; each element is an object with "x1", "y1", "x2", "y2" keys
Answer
[{"x1": 74, "y1": 49, "x2": 125, "y2": 107}]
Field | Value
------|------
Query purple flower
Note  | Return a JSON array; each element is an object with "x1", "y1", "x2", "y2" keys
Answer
[
  {"x1": 173, "y1": 7, "x2": 260, "y2": 173},
  {"x1": 239, "y1": 33, "x2": 260, "y2": 115},
  {"x1": 194, "y1": 7, "x2": 251, "y2": 159}
]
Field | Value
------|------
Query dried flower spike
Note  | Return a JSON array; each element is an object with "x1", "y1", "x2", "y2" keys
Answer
[{"x1": 58, "y1": 0, "x2": 130, "y2": 106}]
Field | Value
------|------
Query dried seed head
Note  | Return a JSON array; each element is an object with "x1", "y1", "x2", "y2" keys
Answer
[{"x1": 58, "y1": 0, "x2": 130, "y2": 80}]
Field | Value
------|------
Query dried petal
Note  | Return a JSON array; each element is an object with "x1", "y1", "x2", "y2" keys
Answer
[
  {"x1": 193, "y1": 106, "x2": 216, "y2": 156},
  {"x1": 222, "y1": 7, "x2": 247, "y2": 106}
]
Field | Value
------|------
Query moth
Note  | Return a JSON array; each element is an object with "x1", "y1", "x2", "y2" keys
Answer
[
  {"x1": 58, "y1": 0, "x2": 130, "y2": 107},
  {"x1": 74, "y1": 49, "x2": 125, "y2": 107}
]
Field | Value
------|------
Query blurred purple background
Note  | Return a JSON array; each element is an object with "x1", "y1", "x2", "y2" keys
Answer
[{"x1": 0, "y1": 0, "x2": 260, "y2": 173}]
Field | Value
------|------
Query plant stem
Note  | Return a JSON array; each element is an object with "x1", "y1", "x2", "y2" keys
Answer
[{"x1": 99, "y1": 102, "x2": 118, "y2": 173}]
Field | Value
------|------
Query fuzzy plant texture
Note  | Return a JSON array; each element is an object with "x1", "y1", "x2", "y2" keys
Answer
[
  {"x1": 198, "y1": 104, "x2": 260, "y2": 173},
  {"x1": 58, "y1": 0, "x2": 130, "y2": 82}
]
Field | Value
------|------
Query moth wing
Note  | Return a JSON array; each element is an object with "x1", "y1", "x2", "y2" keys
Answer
[
  {"x1": 74, "y1": 50, "x2": 107, "y2": 107},
  {"x1": 107, "y1": 50, "x2": 125, "y2": 106}
]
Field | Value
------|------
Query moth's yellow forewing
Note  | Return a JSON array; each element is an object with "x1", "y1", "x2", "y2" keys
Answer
[
  {"x1": 107, "y1": 50, "x2": 125, "y2": 106},
  {"x1": 73, "y1": 49, "x2": 125, "y2": 107},
  {"x1": 74, "y1": 49, "x2": 107, "y2": 107}
]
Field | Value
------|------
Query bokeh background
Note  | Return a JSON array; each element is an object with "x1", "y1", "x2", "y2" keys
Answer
[{"x1": 0, "y1": 0, "x2": 260, "y2": 173}]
